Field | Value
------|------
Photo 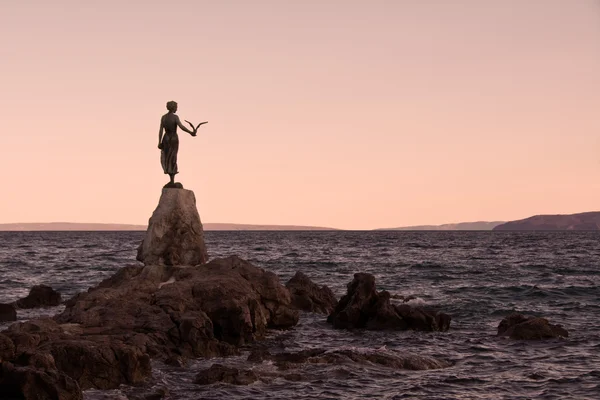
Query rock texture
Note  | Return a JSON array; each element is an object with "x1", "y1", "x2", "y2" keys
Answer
[
  {"x1": 285, "y1": 272, "x2": 337, "y2": 314},
  {"x1": 16, "y1": 285, "x2": 62, "y2": 308},
  {"x1": 0, "y1": 256, "x2": 298, "y2": 398},
  {"x1": 137, "y1": 189, "x2": 209, "y2": 266},
  {"x1": 497, "y1": 313, "x2": 569, "y2": 340},
  {"x1": 327, "y1": 273, "x2": 451, "y2": 332},
  {"x1": 0, "y1": 303, "x2": 17, "y2": 322}
]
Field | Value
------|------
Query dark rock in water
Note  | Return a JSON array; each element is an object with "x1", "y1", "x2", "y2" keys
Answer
[
  {"x1": 16, "y1": 285, "x2": 62, "y2": 308},
  {"x1": 194, "y1": 364, "x2": 258, "y2": 385},
  {"x1": 497, "y1": 313, "x2": 569, "y2": 340},
  {"x1": 0, "y1": 255, "x2": 297, "y2": 391},
  {"x1": 0, "y1": 333, "x2": 16, "y2": 361},
  {"x1": 0, "y1": 361, "x2": 83, "y2": 400},
  {"x1": 125, "y1": 386, "x2": 169, "y2": 400},
  {"x1": 327, "y1": 273, "x2": 451, "y2": 332},
  {"x1": 285, "y1": 271, "x2": 338, "y2": 314},
  {"x1": 137, "y1": 188, "x2": 209, "y2": 266},
  {"x1": 0, "y1": 303, "x2": 17, "y2": 322},
  {"x1": 164, "y1": 355, "x2": 187, "y2": 367}
]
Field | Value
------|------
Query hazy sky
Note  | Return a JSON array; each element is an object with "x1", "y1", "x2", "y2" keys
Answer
[{"x1": 1, "y1": 1, "x2": 599, "y2": 229}]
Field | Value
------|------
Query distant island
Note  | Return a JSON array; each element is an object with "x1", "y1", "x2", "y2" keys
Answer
[
  {"x1": 377, "y1": 221, "x2": 504, "y2": 231},
  {"x1": 493, "y1": 211, "x2": 600, "y2": 231},
  {"x1": 0, "y1": 222, "x2": 338, "y2": 231}
]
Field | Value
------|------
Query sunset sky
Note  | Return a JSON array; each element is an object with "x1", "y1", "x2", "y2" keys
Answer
[{"x1": 1, "y1": 1, "x2": 599, "y2": 230}]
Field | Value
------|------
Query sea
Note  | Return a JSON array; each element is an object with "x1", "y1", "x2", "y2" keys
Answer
[{"x1": 1, "y1": 231, "x2": 599, "y2": 399}]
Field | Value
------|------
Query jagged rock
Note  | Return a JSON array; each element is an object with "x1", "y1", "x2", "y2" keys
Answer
[
  {"x1": 327, "y1": 273, "x2": 450, "y2": 332},
  {"x1": 497, "y1": 313, "x2": 568, "y2": 340},
  {"x1": 0, "y1": 255, "x2": 299, "y2": 390},
  {"x1": 285, "y1": 271, "x2": 337, "y2": 314},
  {"x1": 0, "y1": 361, "x2": 83, "y2": 400},
  {"x1": 194, "y1": 364, "x2": 258, "y2": 385},
  {"x1": 16, "y1": 285, "x2": 62, "y2": 308},
  {"x1": 137, "y1": 188, "x2": 209, "y2": 266},
  {"x1": 0, "y1": 302, "x2": 17, "y2": 322}
]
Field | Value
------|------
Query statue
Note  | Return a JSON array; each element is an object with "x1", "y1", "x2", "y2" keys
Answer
[{"x1": 158, "y1": 101, "x2": 207, "y2": 188}]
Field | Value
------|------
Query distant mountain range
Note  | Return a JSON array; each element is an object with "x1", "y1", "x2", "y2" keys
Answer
[
  {"x1": 492, "y1": 211, "x2": 600, "y2": 231},
  {"x1": 2, "y1": 213, "x2": 599, "y2": 231},
  {"x1": 377, "y1": 221, "x2": 504, "y2": 231},
  {"x1": 0, "y1": 222, "x2": 337, "y2": 231}
]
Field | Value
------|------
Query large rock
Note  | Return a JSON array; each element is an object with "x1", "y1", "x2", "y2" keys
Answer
[
  {"x1": 16, "y1": 285, "x2": 62, "y2": 308},
  {"x1": 0, "y1": 256, "x2": 297, "y2": 393},
  {"x1": 497, "y1": 313, "x2": 569, "y2": 340},
  {"x1": 327, "y1": 273, "x2": 450, "y2": 332},
  {"x1": 0, "y1": 303, "x2": 17, "y2": 322},
  {"x1": 285, "y1": 272, "x2": 337, "y2": 314},
  {"x1": 137, "y1": 189, "x2": 209, "y2": 266}
]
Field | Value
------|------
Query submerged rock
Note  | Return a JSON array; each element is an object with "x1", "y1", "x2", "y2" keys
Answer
[
  {"x1": 137, "y1": 188, "x2": 209, "y2": 266},
  {"x1": 0, "y1": 303, "x2": 17, "y2": 322},
  {"x1": 497, "y1": 313, "x2": 568, "y2": 340},
  {"x1": 248, "y1": 347, "x2": 451, "y2": 372},
  {"x1": 285, "y1": 271, "x2": 337, "y2": 314},
  {"x1": 16, "y1": 285, "x2": 62, "y2": 308},
  {"x1": 327, "y1": 273, "x2": 451, "y2": 332},
  {"x1": 194, "y1": 364, "x2": 258, "y2": 385}
]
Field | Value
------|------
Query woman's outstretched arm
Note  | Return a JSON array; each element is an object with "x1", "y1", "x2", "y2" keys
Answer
[{"x1": 176, "y1": 115, "x2": 195, "y2": 135}]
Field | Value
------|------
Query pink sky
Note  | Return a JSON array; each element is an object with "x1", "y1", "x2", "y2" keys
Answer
[{"x1": 1, "y1": 1, "x2": 599, "y2": 230}]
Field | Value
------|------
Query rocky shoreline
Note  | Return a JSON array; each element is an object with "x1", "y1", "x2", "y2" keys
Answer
[{"x1": 0, "y1": 189, "x2": 569, "y2": 399}]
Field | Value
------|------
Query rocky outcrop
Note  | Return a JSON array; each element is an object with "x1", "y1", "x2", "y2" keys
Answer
[
  {"x1": 137, "y1": 189, "x2": 209, "y2": 266},
  {"x1": 327, "y1": 273, "x2": 450, "y2": 332},
  {"x1": 0, "y1": 256, "x2": 298, "y2": 397},
  {"x1": 0, "y1": 303, "x2": 17, "y2": 322},
  {"x1": 497, "y1": 313, "x2": 568, "y2": 340},
  {"x1": 285, "y1": 272, "x2": 337, "y2": 314},
  {"x1": 16, "y1": 285, "x2": 62, "y2": 308}
]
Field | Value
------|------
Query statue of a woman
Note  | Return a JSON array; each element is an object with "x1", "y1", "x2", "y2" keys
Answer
[{"x1": 158, "y1": 101, "x2": 207, "y2": 187}]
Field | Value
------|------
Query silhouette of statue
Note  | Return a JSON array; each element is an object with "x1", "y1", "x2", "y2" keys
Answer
[{"x1": 158, "y1": 101, "x2": 207, "y2": 188}]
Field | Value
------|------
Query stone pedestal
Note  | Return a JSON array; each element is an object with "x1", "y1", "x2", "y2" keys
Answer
[{"x1": 137, "y1": 189, "x2": 209, "y2": 266}]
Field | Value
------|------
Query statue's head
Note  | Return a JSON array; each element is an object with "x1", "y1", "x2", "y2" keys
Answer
[{"x1": 166, "y1": 101, "x2": 178, "y2": 113}]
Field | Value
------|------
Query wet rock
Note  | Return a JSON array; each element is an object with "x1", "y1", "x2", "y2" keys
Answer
[
  {"x1": 194, "y1": 364, "x2": 258, "y2": 385},
  {"x1": 0, "y1": 361, "x2": 83, "y2": 400},
  {"x1": 14, "y1": 351, "x2": 57, "y2": 371},
  {"x1": 45, "y1": 339, "x2": 152, "y2": 390},
  {"x1": 0, "y1": 302, "x2": 17, "y2": 322},
  {"x1": 137, "y1": 188, "x2": 209, "y2": 266},
  {"x1": 327, "y1": 273, "x2": 450, "y2": 332},
  {"x1": 164, "y1": 355, "x2": 187, "y2": 367},
  {"x1": 0, "y1": 333, "x2": 16, "y2": 361},
  {"x1": 126, "y1": 386, "x2": 169, "y2": 400},
  {"x1": 497, "y1": 313, "x2": 569, "y2": 340},
  {"x1": 16, "y1": 285, "x2": 62, "y2": 308},
  {"x1": 285, "y1": 271, "x2": 338, "y2": 314}
]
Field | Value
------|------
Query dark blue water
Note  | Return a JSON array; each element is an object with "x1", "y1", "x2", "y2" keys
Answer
[{"x1": 1, "y1": 231, "x2": 599, "y2": 399}]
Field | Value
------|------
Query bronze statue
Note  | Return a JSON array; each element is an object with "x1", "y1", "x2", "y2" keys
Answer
[{"x1": 158, "y1": 101, "x2": 207, "y2": 188}]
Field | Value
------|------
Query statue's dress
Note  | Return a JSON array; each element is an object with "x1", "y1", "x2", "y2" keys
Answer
[{"x1": 160, "y1": 113, "x2": 179, "y2": 175}]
